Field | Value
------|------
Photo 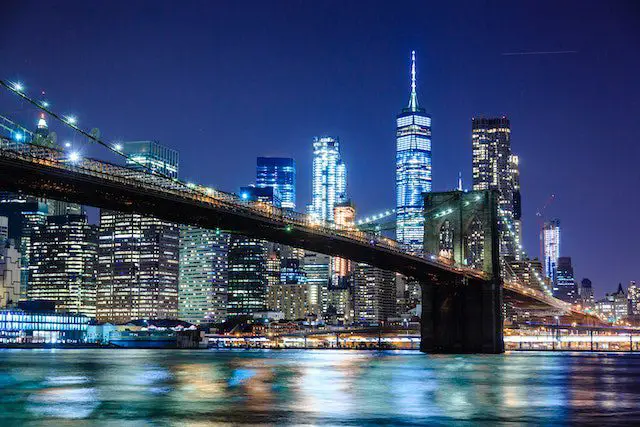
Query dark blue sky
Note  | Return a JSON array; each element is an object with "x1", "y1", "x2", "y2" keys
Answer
[{"x1": 2, "y1": 1, "x2": 639, "y2": 296}]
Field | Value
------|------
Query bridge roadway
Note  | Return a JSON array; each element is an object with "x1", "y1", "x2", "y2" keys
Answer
[
  {"x1": 0, "y1": 138, "x2": 485, "y2": 282},
  {"x1": 0, "y1": 138, "x2": 598, "y2": 331}
]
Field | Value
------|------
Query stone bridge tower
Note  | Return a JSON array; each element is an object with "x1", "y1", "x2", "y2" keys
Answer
[{"x1": 420, "y1": 190, "x2": 504, "y2": 353}]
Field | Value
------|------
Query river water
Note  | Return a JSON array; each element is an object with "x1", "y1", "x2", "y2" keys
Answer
[{"x1": 0, "y1": 349, "x2": 639, "y2": 425}]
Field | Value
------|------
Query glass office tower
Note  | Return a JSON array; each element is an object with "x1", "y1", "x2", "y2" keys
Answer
[
  {"x1": 396, "y1": 51, "x2": 432, "y2": 253},
  {"x1": 309, "y1": 137, "x2": 346, "y2": 222},
  {"x1": 256, "y1": 157, "x2": 296, "y2": 210}
]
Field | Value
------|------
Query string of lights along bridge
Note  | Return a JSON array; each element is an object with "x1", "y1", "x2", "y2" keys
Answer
[{"x1": 0, "y1": 75, "x2": 597, "y2": 341}]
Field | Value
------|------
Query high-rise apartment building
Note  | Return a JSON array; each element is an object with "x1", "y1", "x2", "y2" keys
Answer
[
  {"x1": 471, "y1": 117, "x2": 522, "y2": 258},
  {"x1": 178, "y1": 225, "x2": 229, "y2": 324},
  {"x1": 542, "y1": 219, "x2": 561, "y2": 284},
  {"x1": 97, "y1": 140, "x2": 180, "y2": 323},
  {"x1": 29, "y1": 214, "x2": 98, "y2": 317},
  {"x1": 309, "y1": 136, "x2": 346, "y2": 222},
  {"x1": 396, "y1": 51, "x2": 432, "y2": 253},
  {"x1": 256, "y1": 157, "x2": 296, "y2": 210},
  {"x1": 553, "y1": 256, "x2": 578, "y2": 304},
  {"x1": 354, "y1": 264, "x2": 396, "y2": 324}
]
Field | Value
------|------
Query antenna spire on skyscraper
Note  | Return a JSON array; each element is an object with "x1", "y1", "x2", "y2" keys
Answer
[{"x1": 408, "y1": 50, "x2": 419, "y2": 111}]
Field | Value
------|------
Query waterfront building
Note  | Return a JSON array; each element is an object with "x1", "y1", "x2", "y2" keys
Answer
[
  {"x1": 553, "y1": 256, "x2": 578, "y2": 304},
  {"x1": 178, "y1": 225, "x2": 229, "y2": 324},
  {"x1": 256, "y1": 157, "x2": 296, "y2": 210},
  {"x1": 0, "y1": 305, "x2": 89, "y2": 344},
  {"x1": 354, "y1": 263, "x2": 396, "y2": 323},
  {"x1": 302, "y1": 251, "x2": 329, "y2": 316},
  {"x1": 396, "y1": 51, "x2": 432, "y2": 253},
  {"x1": 97, "y1": 140, "x2": 180, "y2": 323},
  {"x1": 471, "y1": 117, "x2": 522, "y2": 258},
  {"x1": 29, "y1": 214, "x2": 98, "y2": 317},
  {"x1": 579, "y1": 278, "x2": 595, "y2": 308},
  {"x1": 541, "y1": 219, "x2": 561, "y2": 283},
  {"x1": 309, "y1": 136, "x2": 346, "y2": 222}
]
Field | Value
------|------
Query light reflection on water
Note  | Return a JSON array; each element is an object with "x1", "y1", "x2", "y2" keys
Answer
[{"x1": 1, "y1": 349, "x2": 640, "y2": 424}]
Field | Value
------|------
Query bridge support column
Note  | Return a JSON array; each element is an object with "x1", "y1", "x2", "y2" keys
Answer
[{"x1": 419, "y1": 274, "x2": 503, "y2": 354}]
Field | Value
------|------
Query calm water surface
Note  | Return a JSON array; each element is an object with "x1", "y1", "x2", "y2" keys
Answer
[{"x1": 0, "y1": 349, "x2": 639, "y2": 425}]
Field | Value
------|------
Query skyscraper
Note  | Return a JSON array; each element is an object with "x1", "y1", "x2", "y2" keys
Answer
[
  {"x1": 354, "y1": 264, "x2": 396, "y2": 324},
  {"x1": 178, "y1": 225, "x2": 229, "y2": 324},
  {"x1": 396, "y1": 51, "x2": 432, "y2": 253},
  {"x1": 471, "y1": 117, "x2": 522, "y2": 258},
  {"x1": 227, "y1": 186, "x2": 279, "y2": 316},
  {"x1": 256, "y1": 157, "x2": 296, "y2": 210},
  {"x1": 309, "y1": 136, "x2": 346, "y2": 222},
  {"x1": 579, "y1": 278, "x2": 595, "y2": 308},
  {"x1": 542, "y1": 219, "x2": 560, "y2": 284},
  {"x1": 97, "y1": 140, "x2": 180, "y2": 323},
  {"x1": 553, "y1": 256, "x2": 578, "y2": 304},
  {"x1": 29, "y1": 214, "x2": 98, "y2": 317}
]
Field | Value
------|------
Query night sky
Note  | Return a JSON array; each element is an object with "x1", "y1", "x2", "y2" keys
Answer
[{"x1": 2, "y1": 1, "x2": 639, "y2": 296}]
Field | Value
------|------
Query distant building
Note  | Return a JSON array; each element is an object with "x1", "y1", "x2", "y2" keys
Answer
[
  {"x1": 579, "y1": 278, "x2": 595, "y2": 308},
  {"x1": 541, "y1": 219, "x2": 561, "y2": 284},
  {"x1": 354, "y1": 264, "x2": 396, "y2": 323},
  {"x1": 97, "y1": 140, "x2": 180, "y2": 323},
  {"x1": 396, "y1": 51, "x2": 432, "y2": 253},
  {"x1": 0, "y1": 217, "x2": 20, "y2": 307},
  {"x1": 309, "y1": 136, "x2": 346, "y2": 222},
  {"x1": 29, "y1": 214, "x2": 98, "y2": 317},
  {"x1": 0, "y1": 198, "x2": 48, "y2": 299},
  {"x1": 303, "y1": 251, "x2": 329, "y2": 316},
  {"x1": 178, "y1": 225, "x2": 229, "y2": 324},
  {"x1": 553, "y1": 257, "x2": 578, "y2": 304},
  {"x1": 227, "y1": 186, "x2": 279, "y2": 317},
  {"x1": 472, "y1": 117, "x2": 521, "y2": 258},
  {"x1": 267, "y1": 282, "x2": 310, "y2": 321},
  {"x1": 256, "y1": 157, "x2": 296, "y2": 210},
  {"x1": 0, "y1": 306, "x2": 89, "y2": 344},
  {"x1": 120, "y1": 140, "x2": 179, "y2": 178},
  {"x1": 628, "y1": 281, "x2": 639, "y2": 315},
  {"x1": 596, "y1": 283, "x2": 628, "y2": 322}
]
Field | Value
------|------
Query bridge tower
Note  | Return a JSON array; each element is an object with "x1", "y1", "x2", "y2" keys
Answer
[{"x1": 420, "y1": 190, "x2": 504, "y2": 353}]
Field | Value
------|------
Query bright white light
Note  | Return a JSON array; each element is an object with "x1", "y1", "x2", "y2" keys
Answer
[
  {"x1": 14, "y1": 133, "x2": 23, "y2": 142},
  {"x1": 69, "y1": 152, "x2": 81, "y2": 162},
  {"x1": 64, "y1": 142, "x2": 72, "y2": 148},
  {"x1": 113, "y1": 143, "x2": 123, "y2": 151},
  {"x1": 65, "y1": 115, "x2": 77, "y2": 125},
  {"x1": 41, "y1": 101, "x2": 49, "y2": 108},
  {"x1": 13, "y1": 82, "x2": 24, "y2": 92},
  {"x1": 241, "y1": 192, "x2": 249, "y2": 200}
]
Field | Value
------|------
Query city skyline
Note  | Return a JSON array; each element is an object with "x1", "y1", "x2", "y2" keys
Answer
[{"x1": 1, "y1": 1, "x2": 638, "y2": 296}]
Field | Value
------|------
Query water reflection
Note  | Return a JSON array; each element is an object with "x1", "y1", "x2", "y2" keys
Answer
[{"x1": 0, "y1": 349, "x2": 640, "y2": 424}]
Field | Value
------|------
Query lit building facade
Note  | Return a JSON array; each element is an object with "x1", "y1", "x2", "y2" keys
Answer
[
  {"x1": 178, "y1": 225, "x2": 229, "y2": 324},
  {"x1": 309, "y1": 136, "x2": 346, "y2": 222},
  {"x1": 0, "y1": 308, "x2": 89, "y2": 343},
  {"x1": 396, "y1": 51, "x2": 432, "y2": 253},
  {"x1": 0, "y1": 216, "x2": 20, "y2": 307},
  {"x1": 628, "y1": 281, "x2": 639, "y2": 315},
  {"x1": 120, "y1": 140, "x2": 179, "y2": 178},
  {"x1": 471, "y1": 117, "x2": 521, "y2": 258},
  {"x1": 0, "y1": 197, "x2": 48, "y2": 299},
  {"x1": 579, "y1": 278, "x2": 595, "y2": 308},
  {"x1": 97, "y1": 140, "x2": 179, "y2": 323},
  {"x1": 553, "y1": 256, "x2": 578, "y2": 304},
  {"x1": 227, "y1": 186, "x2": 279, "y2": 317},
  {"x1": 596, "y1": 283, "x2": 628, "y2": 322},
  {"x1": 541, "y1": 219, "x2": 561, "y2": 283},
  {"x1": 29, "y1": 214, "x2": 98, "y2": 317},
  {"x1": 354, "y1": 263, "x2": 396, "y2": 324},
  {"x1": 256, "y1": 157, "x2": 296, "y2": 210}
]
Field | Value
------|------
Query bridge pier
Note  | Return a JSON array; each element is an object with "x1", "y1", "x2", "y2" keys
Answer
[{"x1": 419, "y1": 273, "x2": 504, "y2": 354}]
